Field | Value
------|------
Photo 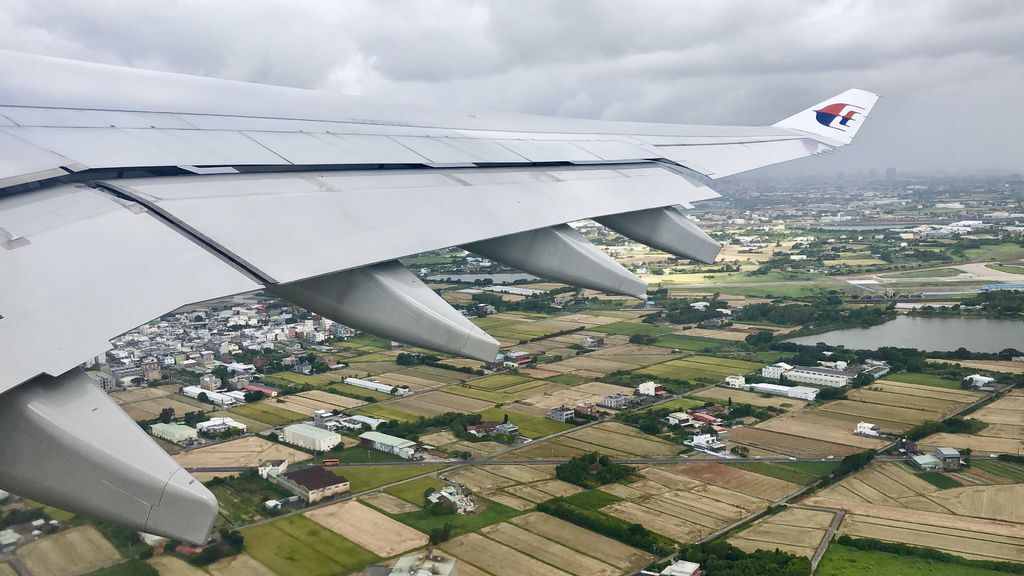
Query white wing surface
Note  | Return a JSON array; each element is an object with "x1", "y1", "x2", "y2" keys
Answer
[{"x1": 0, "y1": 50, "x2": 877, "y2": 543}]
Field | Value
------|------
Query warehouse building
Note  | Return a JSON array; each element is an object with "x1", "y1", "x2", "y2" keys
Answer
[
  {"x1": 150, "y1": 423, "x2": 198, "y2": 444},
  {"x1": 195, "y1": 417, "x2": 247, "y2": 435},
  {"x1": 786, "y1": 365, "x2": 855, "y2": 388},
  {"x1": 359, "y1": 431, "x2": 417, "y2": 459},
  {"x1": 181, "y1": 385, "x2": 237, "y2": 406},
  {"x1": 277, "y1": 465, "x2": 349, "y2": 503},
  {"x1": 344, "y1": 377, "x2": 409, "y2": 396},
  {"x1": 745, "y1": 382, "x2": 818, "y2": 401},
  {"x1": 761, "y1": 362, "x2": 793, "y2": 379},
  {"x1": 283, "y1": 423, "x2": 343, "y2": 452}
]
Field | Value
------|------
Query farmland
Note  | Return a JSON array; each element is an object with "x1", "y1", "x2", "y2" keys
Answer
[
  {"x1": 305, "y1": 500, "x2": 427, "y2": 557},
  {"x1": 818, "y1": 542, "x2": 1012, "y2": 576},
  {"x1": 174, "y1": 436, "x2": 311, "y2": 468},
  {"x1": 15, "y1": 526, "x2": 122, "y2": 576},
  {"x1": 804, "y1": 461, "x2": 1024, "y2": 563},
  {"x1": 728, "y1": 507, "x2": 834, "y2": 557},
  {"x1": 919, "y1": 390, "x2": 1024, "y2": 455},
  {"x1": 512, "y1": 421, "x2": 679, "y2": 459},
  {"x1": 206, "y1": 553, "x2": 276, "y2": 576},
  {"x1": 111, "y1": 386, "x2": 213, "y2": 422},
  {"x1": 480, "y1": 405, "x2": 574, "y2": 438},
  {"x1": 637, "y1": 355, "x2": 763, "y2": 383},
  {"x1": 241, "y1": 515, "x2": 379, "y2": 576},
  {"x1": 259, "y1": 390, "x2": 365, "y2": 415},
  {"x1": 330, "y1": 464, "x2": 446, "y2": 493},
  {"x1": 228, "y1": 402, "x2": 306, "y2": 426}
]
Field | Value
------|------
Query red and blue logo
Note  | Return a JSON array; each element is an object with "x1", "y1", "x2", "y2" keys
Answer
[{"x1": 814, "y1": 103, "x2": 864, "y2": 131}]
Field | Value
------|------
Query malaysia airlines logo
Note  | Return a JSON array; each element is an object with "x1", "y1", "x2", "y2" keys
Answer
[{"x1": 814, "y1": 102, "x2": 865, "y2": 131}]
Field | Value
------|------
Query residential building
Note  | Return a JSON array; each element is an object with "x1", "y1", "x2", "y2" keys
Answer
[
  {"x1": 963, "y1": 374, "x2": 996, "y2": 390},
  {"x1": 283, "y1": 423, "x2": 343, "y2": 452},
  {"x1": 786, "y1": 365, "x2": 855, "y2": 388},
  {"x1": 142, "y1": 357, "x2": 162, "y2": 382},
  {"x1": 494, "y1": 422, "x2": 520, "y2": 437},
  {"x1": 691, "y1": 434, "x2": 726, "y2": 452},
  {"x1": 580, "y1": 335, "x2": 605, "y2": 349},
  {"x1": 150, "y1": 423, "x2": 198, "y2": 444},
  {"x1": 640, "y1": 560, "x2": 702, "y2": 576},
  {"x1": 690, "y1": 412, "x2": 720, "y2": 425},
  {"x1": 344, "y1": 377, "x2": 409, "y2": 396},
  {"x1": 724, "y1": 375, "x2": 746, "y2": 388},
  {"x1": 598, "y1": 392, "x2": 631, "y2": 410},
  {"x1": 546, "y1": 406, "x2": 575, "y2": 423},
  {"x1": 575, "y1": 402, "x2": 596, "y2": 416},
  {"x1": 466, "y1": 422, "x2": 499, "y2": 437},
  {"x1": 195, "y1": 417, "x2": 247, "y2": 435},
  {"x1": 665, "y1": 412, "x2": 694, "y2": 427},
  {"x1": 746, "y1": 382, "x2": 818, "y2": 401},
  {"x1": 855, "y1": 422, "x2": 881, "y2": 437},
  {"x1": 505, "y1": 350, "x2": 533, "y2": 366},
  {"x1": 0, "y1": 528, "x2": 22, "y2": 548},
  {"x1": 89, "y1": 371, "x2": 117, "y2": 392},
  {"x1": 935, "y1": 447, "x2": 962, "y2": 470},
  {"x1": 277, "y1": 466, "x2": 349, "y2": 503},
  {"x1": 257, "y1": 459, "x2": 289, "y2": 479},
  {"x1": 761, "y1": 362, "x2": 793, "y2": 379},
  {"x1": 427, "y1": 485, "x2": 476, "y2": 514},
  {"x1": 199, "y1": 373, "x2": 221, "y2": 391},
  {"x1": 359, "y1": 431, "x2": 418, "y2": 459},
  {"x1": 637, "y1": 381, "x2": 666, "y2": 396}
]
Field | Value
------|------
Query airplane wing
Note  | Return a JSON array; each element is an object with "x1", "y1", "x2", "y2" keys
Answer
[{"x1": 0, "y1": 50, "x2": 878, "y2": 543}]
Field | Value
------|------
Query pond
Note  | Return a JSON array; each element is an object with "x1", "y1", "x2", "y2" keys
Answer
[{"x1": 786, "y1": 316, "x2": 1023, "y2": 353}]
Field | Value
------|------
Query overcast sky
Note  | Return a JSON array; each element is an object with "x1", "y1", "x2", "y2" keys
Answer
[{"x1": 2, "y1": 0, "x2": 1021, "y2": 176}]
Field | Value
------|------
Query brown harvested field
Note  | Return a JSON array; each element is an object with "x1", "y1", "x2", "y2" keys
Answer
[
  {"x1": 928, "y1": 484, "x2": 1024, "y2": 523},
  {"x1": 838, "y1": 513, "x2": 1024, "y2": 562},
  {"x1": 626, "y1": 478, "x2": 672, "y2": 495},
  {"x1": 486, "y1": 465, "x2": 552, "y2": 483},
  {"x1": 870, "y1": 379, "x2": 982, "y2": 402},
  {"x1": 388, "y1": 390, "x2": 493, "y2": 416},
  {"x1": 918, "y1": 432, "x2": 1022, "y2": 454},
  {"x1": 698, "y1": 387, "x2": 807, "y2": 409},
  {"x1": 973, "y1": 391, "x2": 1024, "y2": 425},
  {"x1": 555, "y1": 437, "x2": 634, "y2": 458},
  {"x1": 16, "y1": 526, "x2": 122, "y2": 576},
  {"x1": 564, "y1": 426, "x2": 678, "y2": 457},
  {"x1": 0, "y1": 564, "x2": 16, "y2": 576},
  {"x1": 637, "y1": 467, "x2": 704, "y2": 491},
  {"x1": 110, "y1": 387, "x2": 169, "y2": 404},
  {"x1": 505, "y1": 484, "x2": 555, "y2": 503},
  {"x1": 819, "y1": 399, "x2": 939, "y2": 425},
  {"x1": 483, "y1": 491, "x2": 535, "y2": 511},
  {"x1": 602, "y1": 501, "x2": 702, "y2": 542},
  {"x1": 598, "y1": 483, "x2": 648, "y2": 499},
  {"x1": 265, "y1": 390, "x2": 364, "y2": 415},
  {"x1": 361, "y1": 492, "x2": 421, "y2": 514},
  {"x1": 978, "y1": 424, "x2": 1024, "y2": 441},
  {"x1": 447, "y1": 467, "x2": 517, "y2": 492},
  {"x1": 174, "y1": 436, "x2": 311, "y2": 468},
  {"x1": 148, "y1": 556, "x2": 208, "y2": 575},
  {"x1": 729, "y1": 427, "x2": 861, "y2": 457},
  {"x1": 756, "y1": 411, "x2": 890, "y2": 449},
  {"x1": 122, "y1": 396, "x2": 212, "y2": 421},
  {"x1": 510, "y1": 512, "x2": 655, "y2": 571},
  {"x1": 446, "y1": 440, "x2": 508, "y2": 457},
  {"x1": 523, "y1": 382, "x2": 634, "y2": 410},
  {"x1": 928, "y1": 358, "x2": 1024, "y2": 374},
  {"x1": 531, "y1": 479, "x2": 584, "y2": 498},
  {"x1": 543, "y1": 356, "x2": 641, "y2": 374},
  {"x1": 305, "y1": 500, "x2": 427, "y2": 557},
  {"x1": 509, "y1": 440, "x2": 588, "y2": 459},
  {"x1": 481, "y1": 523, "x2": 621, "y2": 576},
  {"x1": 442, "y1": 533, "x2": 572, "y2": 576},
  {"x1": 671, "y1": 462, "x2": 801, "y2": 500},
  {"x1": 372, "y1": 371, "x2": 447, "y2": 391},
  {"x1": 418, "y1": 430, "x2": 458, "y2": 446},
  {"x1": 728, "y1": 508, "x2": 834, "y2": 558},
  {"x1": 206, "y1": 553, "x2": 277, "y2": 576},
  {"x1": 848, "y1": 387, "x2": 966, "y2": 413}
]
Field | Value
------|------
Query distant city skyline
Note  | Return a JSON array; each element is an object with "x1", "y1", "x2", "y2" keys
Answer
[{"x1": 1, "y1": 0, "x2": 1022, "y2": 175}]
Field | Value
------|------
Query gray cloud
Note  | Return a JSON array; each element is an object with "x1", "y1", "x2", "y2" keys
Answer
[{"x1": 1, "y1": 0, "x2": 1022, "y2": 175}]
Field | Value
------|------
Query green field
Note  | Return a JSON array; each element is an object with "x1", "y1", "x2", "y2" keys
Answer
[
  {"x1": 228, "y1": 402, "x2": 306, "y2": 426},
  {"x1": 987, "y1": 263, "x2": 1024, "y2": 275},
  {"x1": 916, "y1": 472, "x2": 963, "y2": 489},
  {"x1": 818, "y1": 543, "x2": 1009, "y2": 576},
  {"x1": 972, "y1": 460, "x2": 1024, "y2": 483},
  {"x1": 86, "y1": 559, "x2": 157, "y2": 576},
  {"x1": 442, "y1": 385, "x2": 506, "y2": 403},
  {"x1": 882, "y1": 268, "x2": 962, "y2": 278},
  {"x1": 394, "y1": 498, "x2": 522, "y2": 537},
  {"x1": 546, "y1": 374, "x2": 589, "y2": 385},
  {"x1": 479, "y1": 407, "x2": 573, "y2": 438},
  {"x1": 241, "y1": 516, "x2": 379, "y2": 576},
  {"x1": 713, "y1": 283, "x2": 834, "y2": 298},
  {"x1": 964, "y1": 243, "x2": 1024, "y2": 262},
  {"x1": 23, "y1": 500, "x2": 76, "y2": 522},
  {"x1": 384, "y1": 476, "x2": 446, "y2": 506},
  {"x1": 352, "y1": 403, "x2": 421, "y2": 422},
  {"x1": 327, "y1": 446, "x2": 406, "y2": 464},
  {"x1": 729, "y1": 462, "x2": 840, "y2": 485},
  {"x1": 330, "y1": 465, "x2": 446, "y2": 493},
  {"x1": 590, "y1": 321, "x2": 667, "y2": 337},
  {"x1": 654, "y1": 333, "x2": 728, "y2": 351},
  {"x1": 561, "y1": 489, "x2": 622, "y2": 510},
  {"x1": 883, "y1": 372, "x2": 963, "y2": 389},
  {"x1": 261, "y1": 371, "x2": 338, "y2": 387},
  {"x1": 468, "y1": 374, "x2": 532, "y2": 390}
]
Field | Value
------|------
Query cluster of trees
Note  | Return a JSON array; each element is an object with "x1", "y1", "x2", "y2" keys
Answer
[
  {"x1": 818, "y1": 450, "x2": 875, "y2": 488},
  {"x1": 376, "y1": 412, "x2": 484, "y2": 442},
  {"x1": 905, "y1": 417, "x2": 987, "y2": 441},
  {"x1": 555, "y1": 453, "x2": 635, "y2": 488},
  {"x1": 628, "y1": 333, "x2": 658, "y2": 345},
  {"x1": 536, "y1": 499, "x2": 675, "y2": 556},
  {"x1": 471, "y1": 286, "x2": 579, "y2": 314},
  {"x1": 641, "y1": 296, "x2": 730, "y2": 325},
  {"x1": 188, "y1": 529, "x2": 244, "y2": 566},
  {"x1": 677, "y1": 541, "x2": 811, "y2": 576},
  {"x1": 737, "y1": 296, "x2": 895, "y2": 331},
  {"x1": 601, "y1": 369, "x2": 693, "y2": 393},
  {"x1": 963, "y1": 291, "x2": 1024, "y2": 317},
  {"x1": 428, "y1": 522, "x2": 455, "y2": 545},
  {"x1": 423, "y1": 488, "x2": 458, "y2": 516},
  {"x1": 396, "y1": 352, "x2": 440, "y2": 366},
  {"x1": 1, "y1": 507, "x2": 47, "y2": 529},
  {"x1": 721, "y1": 402, "x2": 782, "y2": 422},
  {"x1": 836, "y1": 535, "x2": 1024, "y2": 575}
]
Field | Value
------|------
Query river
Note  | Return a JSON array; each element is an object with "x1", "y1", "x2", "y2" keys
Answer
[{"x1": 786, "y1": 316, "x2": 1023, "y2": 352}]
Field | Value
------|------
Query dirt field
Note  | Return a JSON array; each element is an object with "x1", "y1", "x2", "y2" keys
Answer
[
  {"x1": 447, "y1": 467, "x2": 518, "y2": 492},
  {"x1": 0, "y1": 564, "x2": 16, "y2": 576},
  {"x1": 563, "y1": 423, "x2": 679, "y2": 457},
  {"x1": 486, "y1": 465, "x2": 552, "y2": 483},
  {"x1": 15, "y1": 526, "x2": 122, "y2": 576},
  {"x1": 728, "y1": 507, "x2": 834, "y2": 558},
  {"x1": 672, "y1": 462, "x2": 801, "y2": 500},
  {"x1": 728, "y1": 427, "x2": 862, "y2": 457},
  {"x1": 928, "y1": 484, "x2": 1024, "y2": 523},
  {"x1": 509, "y1": 512, "x2": 654, "y2": 571},
  {"x1": 174, "y1": 436, "x2": 312, "y2": 468},
  {"x1": 698, "y1": 387, "x2": 807, "y2": 409},
  {"x1": 919, "y1": 432, "x2": 1023, "y2": 454},
  {"x1": 482, "y1": 490, "x2": 535, "y2": 510},
  {"x1": 148, "y1": 555, "x2": 209, "y2": 575},
  {"x1": 388, "y1": 390, "x2": 493, "y2": 416},
  {"x1": 264, "y1": 391, "x2": 365, "y2": 415},
  {"x1": 838, "y1": 512, "x2": 1024, "y2": 562},
  {"x1": 928, "y1": 358, "x2": 1024, "y2": 374},
  {"x1": 305, "y1": 500, "x2": 427, "y2": 557},
  {"x1": 206, "y1": 553, "x2": 277, "y2": 576},
  {"x1": 523, "y1": 381, "x2": 634, "y2": 410},
  {"x1": 371, "y1": 371, "x2": 449, "y2": 391},
  {"x1": 481, "y1": 523, "x2": 622, "y2": 576},
  {"x1": 442, "y1": 533, "x2": 572, "y2": 576},
  {"x1": 756, "y1": 410, "x2": 890, "y2": 449},
  {"x1": 122, "y1": 396, "x2": 212, "y2": 421},
  {"x1": 361, "y1": 492, "x2": 421, "y2": 514},
  {"x1": 819, "y1": 399, "x2": 940, "y2": 425}
]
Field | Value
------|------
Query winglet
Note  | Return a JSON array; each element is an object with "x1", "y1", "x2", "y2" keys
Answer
[{"x1": 773, "y1": 88, "x2": 879, "y2": 146}]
